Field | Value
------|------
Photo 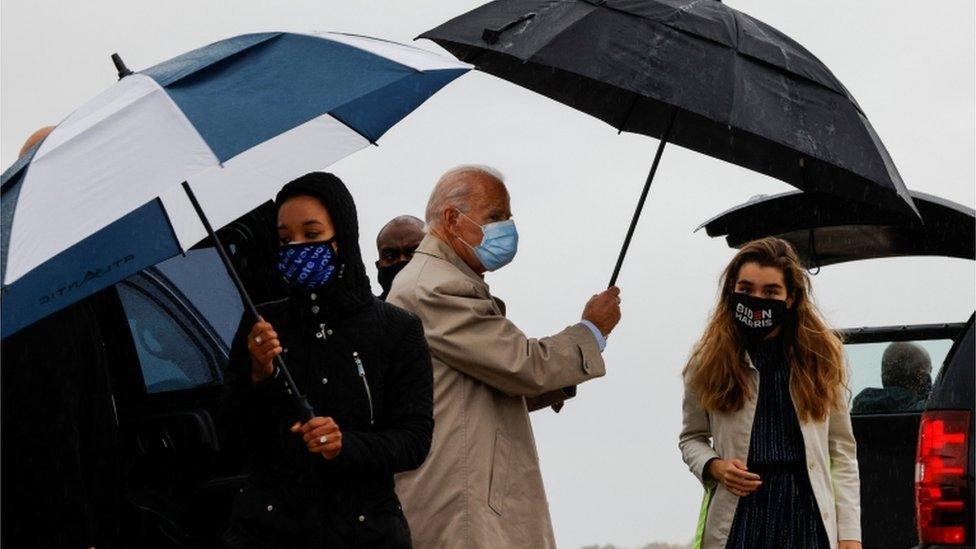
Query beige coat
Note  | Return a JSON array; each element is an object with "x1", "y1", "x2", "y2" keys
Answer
[
  {"x1": 679, "y1": 356, "x2": 861, "y2": 549},
  {"x1": 389, "y1": 235, "x2": 606, "y2": 548}
]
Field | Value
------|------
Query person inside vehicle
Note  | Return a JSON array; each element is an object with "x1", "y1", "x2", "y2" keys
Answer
[
  {"x1": 852, "y1": 341, "x2": 932, "y2": 413},
  {"x1": 219, "y1": 172, "x2": 433, "y2": 548},
  {"x1": 680, "y1": 237, "x2": 861, "y2": 549},
  {"x1": 375, "y1": 215, "x2": 425, "y2": 301},
  {"x1": 387, "y1": 165, "x2": 622, "y2": 548}
]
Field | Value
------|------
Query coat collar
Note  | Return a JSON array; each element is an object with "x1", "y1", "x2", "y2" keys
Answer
[{"x1": 416, "y1": 233, "x2": 488, "y2": 290}]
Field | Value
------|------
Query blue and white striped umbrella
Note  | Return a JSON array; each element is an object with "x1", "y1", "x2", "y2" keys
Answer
[{"x1": 0, "y1": 31, "x2": 470, "y2": 338}]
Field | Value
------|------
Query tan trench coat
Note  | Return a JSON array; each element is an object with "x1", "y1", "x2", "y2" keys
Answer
[
  {"x1": 679, "y1": 356, "x2": 861, "y2": 549},
  {"x1": 389, "y1": 235, "x2": 606, "y2": 548}
]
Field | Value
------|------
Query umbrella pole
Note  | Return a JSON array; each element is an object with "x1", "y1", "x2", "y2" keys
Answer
[
  {"x1": 181, "y1": 181, "x2": 315, "y2": 422},
  {"x1": 608, "y1": 109, "x2": 677, "y2": 287}
]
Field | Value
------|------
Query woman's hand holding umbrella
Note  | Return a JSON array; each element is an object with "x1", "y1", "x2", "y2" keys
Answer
[
  {"x1": 247, "y1": 318, "x2": 282, "y2": 385},
  {"x1": 248, "y1": 319, "x2": 345, "y2": 459},
  {"x1": 292, "y1": 417, "x2": 343, "y2": 460}
]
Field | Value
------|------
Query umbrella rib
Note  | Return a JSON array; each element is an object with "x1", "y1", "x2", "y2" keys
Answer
[
  {"x1": 154, "y1": 196, "x2": 185, "y2": 259},
  {"x1": 328, "y1": 110, "x2": 379, "y2": 146},
  {"x1": 616, "y1": 92, "x2": 641, "y2": 134}
]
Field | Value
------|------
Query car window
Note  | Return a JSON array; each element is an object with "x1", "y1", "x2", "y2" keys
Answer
[
  {"x1": 118, "y1": 283, "x2": 219, "y2": 394},
  {"x1": 153, "y1": 248, "x2": 244, "y2": 347},
  {"x1": 846, "y1": 339, "x2": 954, "y2": 414}
]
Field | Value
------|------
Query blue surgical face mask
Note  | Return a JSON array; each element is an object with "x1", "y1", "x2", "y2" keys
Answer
[
  {"x1": 277, "y1": 240, "x2": 338, "y2": 290},
  {"x1": 456, "y1": 210, "x2": 518, "y2": 271}
]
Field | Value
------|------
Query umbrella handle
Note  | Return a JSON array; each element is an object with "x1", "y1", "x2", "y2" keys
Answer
[
  {"x1": 181, "y1": 181, "x2": 315, "y2": 422},
  {"x1": 608, "y1": 108, "x2": 677, "y2": 288}
]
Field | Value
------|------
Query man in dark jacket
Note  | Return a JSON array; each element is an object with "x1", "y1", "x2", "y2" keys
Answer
[
  {"x1": 853, "y1": 342, "x2": 932, "y2": 413},
  {"x1": 220, "y1": 172, "x2": 433, "y2": 548},
  {"x1": 1, "y1": 128, "x2": 120, "y2": 549},
  {"x1": 1, "y1": 297, "x2": 120, "y2": 549}
]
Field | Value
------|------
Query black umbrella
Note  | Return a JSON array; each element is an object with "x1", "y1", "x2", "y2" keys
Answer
[
  {"x1": 421, "y1": 0, "x2": 920, "y2": 285},
  {"x1": 698, "y1": 190, "x2": 976, "y2": 268}
]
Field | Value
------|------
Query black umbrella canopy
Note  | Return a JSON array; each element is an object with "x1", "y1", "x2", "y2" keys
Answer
[
  {"x1": 698, "y1": 190, "x2": 975, "y2": 267},
  {"x1": 421, "y1": 0, "x2": 919, "y2": 219}
]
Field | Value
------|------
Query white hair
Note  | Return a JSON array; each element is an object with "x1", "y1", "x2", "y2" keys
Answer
[{"x1": 424, "y1": 165, "x2": 505, "y2": 229}]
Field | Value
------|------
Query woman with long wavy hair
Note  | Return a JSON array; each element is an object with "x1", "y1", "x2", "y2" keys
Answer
[{"x1": 680, "y1": 237, "x2": 861, "y2": 549}]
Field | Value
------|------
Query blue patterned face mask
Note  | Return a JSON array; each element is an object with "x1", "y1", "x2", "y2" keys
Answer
[
  {"x1": 277, "y1": 240, "x2": 338, "y2": 290},
  {"x1": 456, "y1": 211, "x2": 518, "y2": 271}
]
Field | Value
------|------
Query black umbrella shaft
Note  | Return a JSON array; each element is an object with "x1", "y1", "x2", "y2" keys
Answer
[
  {"x1": 180, "y1": 181, "x2": 314, "y2": 422},
  {"x1": 608, "y1": 109, "x2": 677, "y2": 287}
]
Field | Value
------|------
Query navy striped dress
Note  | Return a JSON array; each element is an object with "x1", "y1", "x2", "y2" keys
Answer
[{"x1": 725, "y1": 338, "x2": 829, "y2": 549}]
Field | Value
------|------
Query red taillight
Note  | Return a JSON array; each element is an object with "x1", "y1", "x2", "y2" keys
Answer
[{"x1": 916, "y1": 410, "x2": 971, "y2": 545}]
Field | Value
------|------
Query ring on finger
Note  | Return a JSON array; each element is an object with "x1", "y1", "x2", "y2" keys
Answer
[
  {"x1": 318, "y1": 435, "x2": 328, "y2": 444},
  {"x1": 255, "y1": 336, "x2": 263, "y2": 344}
]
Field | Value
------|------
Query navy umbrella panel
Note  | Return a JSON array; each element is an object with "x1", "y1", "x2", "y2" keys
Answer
[
  {"x1": 1, "y1": 32, "x2": 470, "y2": 341},
  {"x1": 422, "y1": 0, "x2": 920, "y2": 283},
  {"x1": 698, "y1": 190, "x2": 976, "y2": 268},
  {"x1": 143, "y1": 32, "x2": 468, "y2": 156}
]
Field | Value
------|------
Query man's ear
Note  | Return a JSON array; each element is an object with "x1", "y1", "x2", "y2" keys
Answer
[{"x1": 443, "y1": 208, "x2": 459, "y2": 234}]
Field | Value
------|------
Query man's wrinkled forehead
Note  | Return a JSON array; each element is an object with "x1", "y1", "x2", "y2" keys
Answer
[{"x1": 470, "y1": 177, "x2": 510, "y2": 214}]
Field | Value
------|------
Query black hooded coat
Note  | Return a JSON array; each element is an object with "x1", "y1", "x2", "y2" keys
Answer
[{"x1": 220, "y1": 173, "x2": 433, "y2": 548}]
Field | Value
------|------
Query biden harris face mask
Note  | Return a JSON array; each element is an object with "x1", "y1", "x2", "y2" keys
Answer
[
  {"x1": 730, "y1": 292, "x2": 789, "y2": 343},
  {"x1": 456, "y1": 210, "x2": 518, "y2": 272},
  {"x1": 277, "y1": 240, "x2": 338, "y2": 290}
]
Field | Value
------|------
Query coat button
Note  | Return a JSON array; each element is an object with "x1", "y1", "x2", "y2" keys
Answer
[
  {"x1": 315, "y1": 332, "x2": 324, "y2": 339},
  {"x1": 808, "y1": 461, "x2": 815, "y2": 470},
  {"x1": 326, "y1": 329, "x2": 333, "y2": 335},
  {"x1": 358, "y1": 515, "x2": 365, "y2": 522},
  {"x1": 267, "y1": 505, "x2": 274, "y2": 512},
  {"x1": 321, "y1": 377, "x2": 328, "y2": 384},
  {"x1": 311, "y1": 305, "x2": 320, "y2": 314},
  {"x1": 310, "y1": 293, "x2": 318, "y2": 301}
]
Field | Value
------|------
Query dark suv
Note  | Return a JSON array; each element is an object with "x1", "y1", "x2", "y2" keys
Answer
[
  {"x1": 915, "y1": 315, "x2": 974, "y2": 548},
  {"x1": 701, "y1": 190, "x2": 975, "y2": 549}
]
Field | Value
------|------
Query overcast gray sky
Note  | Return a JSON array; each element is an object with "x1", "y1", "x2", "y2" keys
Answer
[{"x1": 2, "y1": 1, "x2": 974, "y2": 547}]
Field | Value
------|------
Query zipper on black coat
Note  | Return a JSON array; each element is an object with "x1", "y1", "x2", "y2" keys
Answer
[{"x1": 353, "y1": 352, "x2": 374, "y2": 425}]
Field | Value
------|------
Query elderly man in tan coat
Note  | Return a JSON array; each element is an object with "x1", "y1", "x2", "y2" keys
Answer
[{"x1": 389, "y1": 166, "x2": 621, "y2": 548}]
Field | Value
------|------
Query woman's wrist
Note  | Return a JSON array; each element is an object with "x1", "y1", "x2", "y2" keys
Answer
[
  {"x1": 251, "y1": 365, "x2": 279, "y2": 386},
  {"x1": 704, "y1": 457, "x2": 721, "y2": 480}
]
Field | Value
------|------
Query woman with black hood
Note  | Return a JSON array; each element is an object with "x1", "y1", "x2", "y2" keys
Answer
[{"x1": 221, "y1": 172, "x2": 433, "y2": 548}]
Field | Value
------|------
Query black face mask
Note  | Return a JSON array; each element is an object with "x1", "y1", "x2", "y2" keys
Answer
[
  {"x1": 730, "y1": 292, "x2": 789, "y2": 343},
  {"x1": 377, "y1": 261, "x2": 408, "y2": 301}
]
